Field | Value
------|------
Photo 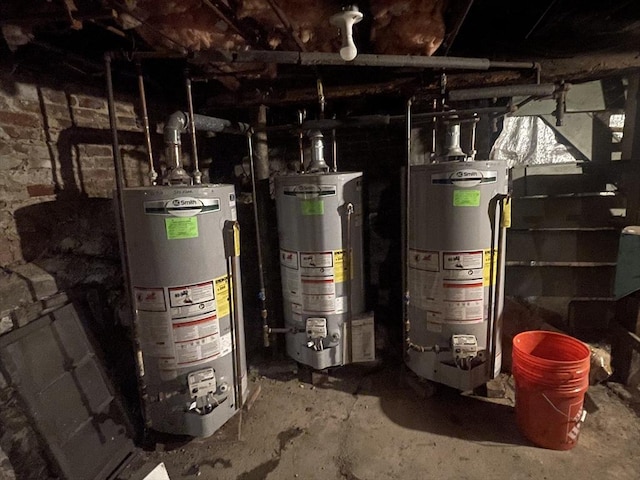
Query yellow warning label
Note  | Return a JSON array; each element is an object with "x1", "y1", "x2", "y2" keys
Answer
[
  {"x1": 501, "y1": 198, "x2": 512, "y2": 228},
  {"x1": 483, "y1": 249, "x2": 497, "y2": 287},
  {"x1": 233, "y1": 222, "x2": 241, "y2": 257},
  {"x1": 214, "y1": 275, "x2": 230, "y2": 318},
  {"x1": 333, "y1": 250, "x2": 351, "y2": 283}
]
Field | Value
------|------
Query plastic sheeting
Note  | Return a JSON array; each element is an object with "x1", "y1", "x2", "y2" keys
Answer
[{"x1": 489, "y1": 116, "x2": 578, "y2": 168}]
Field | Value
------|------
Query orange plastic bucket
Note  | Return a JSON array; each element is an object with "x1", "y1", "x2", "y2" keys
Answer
[{"x1": 512, "y1": 330, "x2": 590, "y2": 450}]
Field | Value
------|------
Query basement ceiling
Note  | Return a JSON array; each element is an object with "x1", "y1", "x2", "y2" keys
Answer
[{"x1": 2, "y1": 1, "x2": 640, "y2": 108}]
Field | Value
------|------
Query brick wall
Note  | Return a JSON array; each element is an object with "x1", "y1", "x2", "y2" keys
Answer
[
  {"x1": 0, "y1": 68, "x2": 158, "y2": 478},
  {"x1": 0, "y1": 70, "x2": 152, "y2": 267}
]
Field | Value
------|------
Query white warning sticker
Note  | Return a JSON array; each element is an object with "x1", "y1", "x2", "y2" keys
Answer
[
  {"x1": 172, "y1": 313, "x2": 220, "y2": 343},
  {"x1": 301, "y1": 277, "x2": 336, "y2": 295},
  {"x1": 443, "y1": 299, "x2": 484, "y2": 322},
  {"x1": 137, "y1": 310, "x2": 174, "y2": 357},
  {"x1": 443, "y1": 251, "x2": 483, "y2": 271},
  {"x1": 169, "y1": 282, "x2": 215, "y2": 308},
  {"x1": 300, "y1": 251, "x2": 333, "y2": 268},
  {"x1": 220, "y1": 331, "x2": 232, "y2": 357},
  {"x1": 280, "y1": 249, "x2": 299, "y2": 269},
  {"x1": 282, "y1": 268, "x2": 301, "y2": 302},
  {"x1": 174, "y1": 335, "x2": 221, "y2": 366},
  {"x1": 408, "y1": 249, "x2": 439, "y2": 272},
  {"x1": 303, "y1": 294, "x2": 335, "y2": 313},
  {"x1": 134, "y1": 287, "x2": 166, "y2": 312}
]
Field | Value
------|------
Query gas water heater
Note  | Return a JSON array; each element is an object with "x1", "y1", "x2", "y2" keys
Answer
[
  {"x1": 274, "y1": 131, "x2": 374, "y2": 370},
  {"x1": 118, "y1": 98, "x2": 248, "y2": 436},
  {"x1": 122, "y1": 184, "x2": 247, "y2": 437},
  {"x1": 405, "y1": 122, "x2": 509, "y2": 391}
]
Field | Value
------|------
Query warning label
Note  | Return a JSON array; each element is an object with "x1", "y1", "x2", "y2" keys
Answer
[
  {"x1": 173, "y1": 313, "x2": 221, "y2": 367},
  {"x1": 443, "y1": 251, "x2": 483, "y2": 271},
  {"x1": 214, "y1": 276, "x2": 230, "y2": 318},
  {"x1": 333, "y1": 250, "x2": 351, "y2": 283},
  {"x1": 280, "y1": 249, "x2": 298, "y2": 270},
  {"x1": 300, "y1": 251, "x2": 333, "y2": 268},
  {"x1": 134, "y1": 287, "x2": 166, "y2": 312},
  {"x1": 483, "y1": 249, "x2": 497, "y2": 287},
  {"x1": 409, "y1": 248, "x2": 486, "y2": 324},
  {"x1": 281, "y1": 248, "x2": 356, "y2": 315},
  {"x1": 169, "y1": 282, "x2": 214, "y2": 308},
  {"x1": 408, "y1": 249, "x2": 439, "y2": 272}
]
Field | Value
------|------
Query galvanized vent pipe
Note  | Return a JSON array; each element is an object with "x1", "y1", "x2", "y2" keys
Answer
[{"x1": 163, "y1": 111, "x2": 251, "y2": 183}]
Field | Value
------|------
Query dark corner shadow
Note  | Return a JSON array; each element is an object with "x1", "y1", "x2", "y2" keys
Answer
[{"x1": 310, "y1": 362, "x2": 529, "y2": 447}]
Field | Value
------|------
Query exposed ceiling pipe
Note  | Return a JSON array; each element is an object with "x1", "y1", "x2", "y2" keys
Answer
[
  {"x1": 448, "y1": 83, "x2": 556, "y2": 101},
  {"x1": 252, "y1": 107, "x2": 511, "y2": 133},
  {"x1": 196, "y1": 49, "x2": 540, "y2": 71}
]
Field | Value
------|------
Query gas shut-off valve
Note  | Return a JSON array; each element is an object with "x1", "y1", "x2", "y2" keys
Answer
[{"x1": 451, "y1": 335, "x2": 478, "y2": 370}]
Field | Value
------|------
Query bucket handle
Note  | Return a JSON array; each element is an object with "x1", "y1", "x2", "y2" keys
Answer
[{"x1": 541, "y1": 392, "x2": 571, "y2": 418}]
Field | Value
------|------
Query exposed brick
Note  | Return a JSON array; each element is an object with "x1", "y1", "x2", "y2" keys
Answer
[
  {"x1": 27, "y1": 184, "x2": 56, "y2": 197},
  {"x1": 0, "y1": 314, "x2": 13, "y2": 335},
  {"x1": 10, "y1": 263, "x2": 59, "y2": 301},
  {"x1": 82, "y1": 157, "x2": 113, "y2": 170},
  {"x1": 0, "y1": 125, "x2": 43, "y2": 141},
  {"x1": 17, "y1": 99, "x2": 42, "y2": 114},
  {"x1": 47, "y1": 117, "x2": 73, "y2": 129},
  {"x1": 0, "y1": 246, "x2": 17, "y2": 267},
  {"x1": 117, "y1": 115, "x2": 140, "y2": 130},
  {"x1": 13, "y1": 82, "x2": 39, "y2": 102},
  {"x1": 77, "y1": 96, "x2": 106, "y2": 110},
  {"x1": 0, "y1": 153, "x2": 23, "y2": 169},
  {"x1": 43, "y1": 103, "x2": 72, "y2": 120},
  {"x1": 8, "y1": 168, "x2": 55, "y2": 186},
  {"x1": 0, "y1": 270, "x2": 33, "y2": 312},
  {"x1": 41, "y1": 87, "x2": 68, "y2": 105},
  {"x1": 85, "y1": 168, "x2": 114, "y2": 180},
  {"x1": 26, "y1": 157, "x2": 54, "y2": 170},
  {"x1": 0, "y1": 111, "x2": 40, "y2": 129},
  {"x1": 81, "y1": 145, "x2": 113, "y2": 157},
  {"x1": 72, "y1": 111, "x2": 110, "y2": 128},
  {"x1": 12, "y1": 144, "x2": 51, "y2": 160}
]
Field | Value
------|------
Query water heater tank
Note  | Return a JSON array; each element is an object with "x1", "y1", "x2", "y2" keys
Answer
[
  {"x1": 406, "y1": 160, "x2": 508, "y2": 390},
  {"x1": 121, "y1": 184, "x2": 247, "y2": 437},
  {"x1": 275, "y1": 172, "x2": 371, "y2": 370}
]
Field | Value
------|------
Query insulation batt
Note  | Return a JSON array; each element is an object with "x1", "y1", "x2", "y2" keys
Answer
[
  {"x1": 130, "y1": 0, "x2": 244, "y2": 51},
  {"x1": 126, "y1": 0, "x2": 445, "y2": 55},
  {"x1": 237, "y1": 0, "x2": 341, "y2": 51},
  {"x1": 370, "y1": 0, "x2": 445, "y2": 55}
]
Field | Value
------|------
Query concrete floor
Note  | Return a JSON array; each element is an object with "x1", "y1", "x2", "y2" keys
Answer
[{"x1": 122, "y1": 361, "x2": 640, "y2": 480}]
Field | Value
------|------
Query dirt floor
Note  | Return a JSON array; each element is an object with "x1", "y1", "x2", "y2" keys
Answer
[{"x1": 118, "y1": 359, "x2": 640, "y2": 480}]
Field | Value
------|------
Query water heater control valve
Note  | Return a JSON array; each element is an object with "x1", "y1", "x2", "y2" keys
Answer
[
  {"x1": 451, "y1": 335, "x2": 478, "y2": 369},
  {"x1": 187, "y1": 367, "x2": 217, "y2": 399},
  {"x1": 306, "y1": 318, "x2": 328, "y2": 339}
]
